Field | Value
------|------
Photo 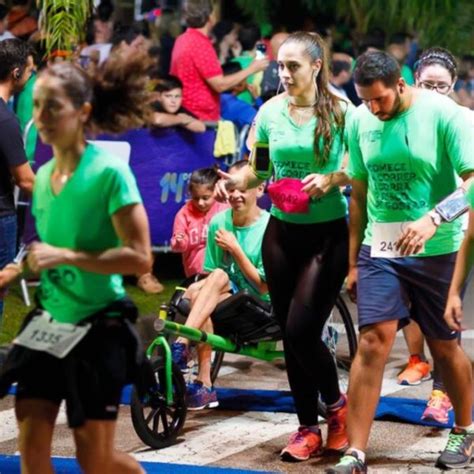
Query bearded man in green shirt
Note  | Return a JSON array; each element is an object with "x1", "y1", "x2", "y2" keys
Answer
[{"x1": 328, "y1": 52, "x2": 474, "y2": 473}]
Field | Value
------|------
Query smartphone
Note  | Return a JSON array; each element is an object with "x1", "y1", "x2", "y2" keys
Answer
[
  {"x1": 251, "y1": 142, "x2": 271, "y2": 177},
  {"x1": 255, "y1": 42, "x2": 267, "y2": 60},
  {"x1": 435, "y1": 188, "x2": 469, "y2": 222}
]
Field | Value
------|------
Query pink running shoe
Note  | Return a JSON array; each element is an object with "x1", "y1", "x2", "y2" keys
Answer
[
  {"x1": 421, "y1": 390, "x2": 453, "y2": 424},
  {"x1": 280, "y1": 427, "x2": 323, "y2": 461},
  {"x1": 326, "y1": 394, "x2": 349, "y2": 452},
  {"x1": 397, "y1": 355, "x2": 431, "y2": 385}
]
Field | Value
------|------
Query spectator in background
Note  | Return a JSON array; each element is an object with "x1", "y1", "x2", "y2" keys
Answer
[
  {"x1": 81, "y1": 0, "x2": 115, "y2": 66},
  {"x1": 154, "y1": 8, "x2": 182, "y2": 77},
  {"x1": 0, "y1": 5, "x2": 15, "y2": 41},
  {"x1": 260, "y1": 31, "x2": 289, "y2": 101},
  {"x1": 7, "y1": 0, "x2": 37, "y2": 40},
  {"x1": 111, "y1": 21, "x2": 152, "y2": 56},
  {"x1": 329, "y1": 53, "x2": 353, "y2": 101},
  {"x1": 0, "y1": 39, "x2": 35, "y2": 327},
  {"x1": 150, "y1": 75, "x2": 206, "y2": 133},
  {"x1": 232, "y1": 23, "x2": 263, "y2": 104},
  {"x1": 212, "y1": 20, "x2": 241, "y2": 64},
  {"x1": 387, "y1": 32, "x2": 415, "y2": 85},
  {"x1": 220, "y1": 61, "x2": 260, "y2": 131},
  {"x1": 170, "y1": 0, "x2": 268, "y2": 121}
]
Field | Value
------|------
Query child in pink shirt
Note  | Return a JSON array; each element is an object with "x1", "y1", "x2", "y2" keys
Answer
[{"x1": 171, "y1": 168, "x2": 227, "y2": 277}]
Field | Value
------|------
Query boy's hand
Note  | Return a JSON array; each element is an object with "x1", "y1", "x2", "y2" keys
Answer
[
  {"x1": 215, "y1": 229, "x2": 239, "y2": 254},
  {"x1": 27, "y1": 242, "x2": 70, "y2": 272},
  {"x1": 0, "y1": 263, "x2": 23, "y2": 288}
]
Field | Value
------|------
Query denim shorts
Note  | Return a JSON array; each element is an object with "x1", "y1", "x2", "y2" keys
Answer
[{"x1": 356, "y1": 245, "x2": 459, "y2": 340}]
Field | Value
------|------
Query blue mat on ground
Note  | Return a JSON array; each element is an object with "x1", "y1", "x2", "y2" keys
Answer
[
  {"x1": 10, "y1": 384, "x2": 465, "y2": 429},
  {"x1": 121, "y1": 386, "x2": 460, "y2": 429},
  {"x1": 0, "y1": 455, "x2": 270, "y2": 474}
]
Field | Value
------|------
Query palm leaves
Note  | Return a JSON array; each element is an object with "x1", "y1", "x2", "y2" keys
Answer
[{"x1": 37, "y1": 0, "x2": 93, "y2": 56}]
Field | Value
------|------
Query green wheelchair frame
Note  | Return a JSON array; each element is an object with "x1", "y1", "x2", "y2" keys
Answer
[{"x1": 130, "y1": 287, "x2": 357, "y2": 450}]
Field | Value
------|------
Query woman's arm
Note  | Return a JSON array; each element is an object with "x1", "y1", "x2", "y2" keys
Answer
[{"x1": 28, "y1": 203, "x2": 152, "y2": 276}]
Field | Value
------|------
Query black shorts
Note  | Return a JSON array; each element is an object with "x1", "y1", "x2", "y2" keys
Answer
[
  {"x1": 357, "y1": 245, "x2": 459, "y2": 340},
  {"x1": 15, "y1": 317, "x2": 128, "y2": 427}
]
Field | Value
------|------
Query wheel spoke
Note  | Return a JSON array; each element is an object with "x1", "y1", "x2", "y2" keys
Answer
[
  {"x1": 145, "y1": 407, "x2": 159, "y2": 425},
  {"x1": 160, "y1": 408, "x2": 170, "y2": 436}
]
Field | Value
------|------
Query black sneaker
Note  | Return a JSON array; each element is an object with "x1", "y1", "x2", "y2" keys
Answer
[
  {"x1": 326, "y1": 451, "x2": 367, "y2": 473},
  {"x1": 436, "y1": 427, "x2": 473, "y2": 469}
]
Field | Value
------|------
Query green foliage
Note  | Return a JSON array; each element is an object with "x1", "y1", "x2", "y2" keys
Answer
[
  {"x1": 236, "y1": 0, "x2": 474, "y2": 55},
  {"x1": 36, "y1": 0, "x2": 93, "y2": 56}
]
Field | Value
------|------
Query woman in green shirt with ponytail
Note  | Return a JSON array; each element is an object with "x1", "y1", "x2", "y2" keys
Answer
[{"x1": 217, "y1": 31, "x2": 353, "y2": 462}]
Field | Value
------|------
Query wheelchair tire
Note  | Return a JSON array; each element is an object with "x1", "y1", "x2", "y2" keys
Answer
[
  {"x1": 131, "y1": 357, "x2": 187, "y2": 449},
  {"x1": 317, "y1": 294, "x2": 357, "y2": 418}
]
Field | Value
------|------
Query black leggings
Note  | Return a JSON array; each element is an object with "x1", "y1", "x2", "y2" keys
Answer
[{"x1": 262, "y1": 216, "x2": 349, "y2": 426}]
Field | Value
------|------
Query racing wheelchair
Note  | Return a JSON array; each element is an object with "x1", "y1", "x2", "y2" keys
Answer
[{"x1": 130, "y1": 276, "x2": 358, "y2": 449}]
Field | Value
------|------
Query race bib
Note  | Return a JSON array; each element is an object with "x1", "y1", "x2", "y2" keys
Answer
[
  {"x1": 14, "y1": 311, "x2": 91, "y2": 359},
  {"x1": 371, "y1": 222, "x2": 425, "y2": 258}
]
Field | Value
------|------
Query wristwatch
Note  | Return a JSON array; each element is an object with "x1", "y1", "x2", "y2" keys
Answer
[{"x1": 428, "y1": 210, "x2": 442, "y2": 227}]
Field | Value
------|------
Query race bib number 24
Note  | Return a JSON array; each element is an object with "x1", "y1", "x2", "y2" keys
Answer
[{"x1": 371, "y1": 222, "x2": 425, "y2": 258}]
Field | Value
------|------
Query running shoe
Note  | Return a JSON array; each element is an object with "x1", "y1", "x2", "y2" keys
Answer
[
  {"x1": 326, "y1": 451, "x2": 368, "y2": 473},
  {"x1": 186, "y1": 381, "x2": 219, "y2": 410},
  {"x1": 397, "y1": 355, "x2": 431, "y2": 385},
  {"x1": 435, "y1": 427, "x2": 473, "y2": 469},
  {"x1": 421, "y1": 389, "x2": 453, "y2": 424},
  {"x1": 280, "y1": 427, "x2": 323, "y2": 461},
  {"x1": 326, "y1": 394, "x2": 349, "y2": 452},
  {"x1": 170, "y1": 341, "x2": 190, "y2": 372}
]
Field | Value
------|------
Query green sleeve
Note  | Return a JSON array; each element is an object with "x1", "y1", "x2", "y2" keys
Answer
[
  {"x1": 254, "y1": 105, "x2": 270, "y2": 144},
  {"x1": 203, "y1": 218, "x2": 221, "y2": 272},
  {"x1": 468, "y1": 181, "x2": 474, "y2": 208},
  {"x1": 442, "y1": 107, "x2": 474, "y2": 177},
  {"x1": 107, "y1": 162, "x2": 142, "y2": 216},
  {"x1": 346, "y1": 112, "x2": 368, "y2": 181}
]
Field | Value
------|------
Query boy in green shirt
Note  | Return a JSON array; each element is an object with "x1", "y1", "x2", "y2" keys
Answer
[{"x1": 171, "y1": 160, "x2": 269, "y2": 410}]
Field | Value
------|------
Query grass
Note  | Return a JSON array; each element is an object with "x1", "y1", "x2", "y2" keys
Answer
[{"x1": 0, "y1": 279, "x2": 181, "y2": 345}]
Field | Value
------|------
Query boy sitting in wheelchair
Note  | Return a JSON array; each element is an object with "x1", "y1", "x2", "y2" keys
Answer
[{"x1": 171, "y1": 160, "x2": 270, "y2": 410}]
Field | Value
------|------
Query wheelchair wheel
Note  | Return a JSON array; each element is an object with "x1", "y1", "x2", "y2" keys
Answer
[
  {"x1": 131, "y1": 357, "x2": 187, "y2": 449},
  {"x1": 317, "y1": 294, "x2": 357, "y2": 418}
]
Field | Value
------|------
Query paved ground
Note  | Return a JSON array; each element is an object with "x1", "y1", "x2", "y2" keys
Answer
[{"x1": 0, "y1": 287, "x2": 473, "y2": 473}]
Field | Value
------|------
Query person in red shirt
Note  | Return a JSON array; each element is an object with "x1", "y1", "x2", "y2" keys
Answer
[{"x1": 170, "y1": 0, "x2": 268, "y2": 121}]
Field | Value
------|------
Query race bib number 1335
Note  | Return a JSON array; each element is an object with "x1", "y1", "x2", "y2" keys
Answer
[{"x1": 14, "y1": 312, "x2": 91, "y2": 359}]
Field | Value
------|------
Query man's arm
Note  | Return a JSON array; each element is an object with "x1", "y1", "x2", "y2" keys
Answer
[
  {"x1": 444, "y1": 208, "x2": 474, "y2": 331},
  {"x1": 206, "y1": 58, "x2": 269, "y2": 94},
  {"x1": 10, "y1": 162, "x2": 35, "y2": 194},
  {"x1": 347, "y1": 178, "x2": 368, "y2": 302}
]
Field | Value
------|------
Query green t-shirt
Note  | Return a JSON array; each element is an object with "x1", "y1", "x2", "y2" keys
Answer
[
  {"x1": 32, "y1": 144, "x2": 142, "y2": 324},
  {"x1": 203, "y1": 208, "x2": 270, "y2": 301},
  {"x1": 347, "y1": 90, "x2": 474, "y2": 256},
  {"x1": 255, "y1": 96, "x2": 353, "y2": 224},
  {"x1": 401, "y1": 65, "x2": 415, "y2": 86},
  {"x1": 233, "y1": 53, "x2": 262, "y2": 105},
  {"x1": 14, "y1": 73, "x2": 37, "y2": 165},
  {"x1": 468, "y1": 181, "x2": 474, "y2": 208}
]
